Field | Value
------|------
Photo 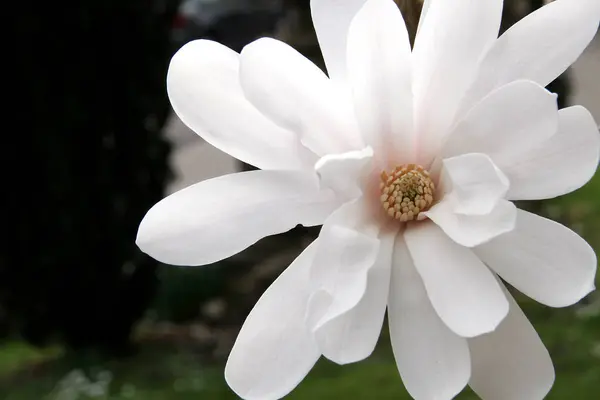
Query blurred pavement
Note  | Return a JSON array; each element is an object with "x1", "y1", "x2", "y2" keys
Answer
[{"x1": 165, "y1": 35, "x2": 600, "y2": 194}]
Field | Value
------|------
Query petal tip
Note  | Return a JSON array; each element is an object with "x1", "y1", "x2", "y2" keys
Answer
[
  {"x1": 325, "y1": 350, "x2": 374, "y2": 366},
  {"x1": 458, "y1": 292, "x2": 510, "y2": 339},
  {"x1": 134, "y1": 213, "x2": 154, "y2": 252}
]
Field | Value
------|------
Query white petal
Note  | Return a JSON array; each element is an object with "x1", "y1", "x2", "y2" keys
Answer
[
  {"x1": 405, "y1": 221, "x2": 509, "y2": 337},
  {"x1": 416, "y1": 0, "x2": 432, "y2": 36},
  {"x1": 225, "y1": 242, "x2": 320, "y2": 400},
  {"x1": 475, "y1": 209, "x2": 597, "y2": 308},
  {"x1": 167, "y1": 40, "x2": 313, "y2": 170},
  {"x1": 468, "y1": 282, "x2": 555, "y2": 400},
  {"x1": 412, "y1": 0, "x2": 503, "y2": 165},
  {"x1": 313, "y1": 227, "x2": 396, "y2": 365},
  {"x1": 239, "y1": 38, "x2": 362, "y2": 156},
  {"x1": 347, "y1": 0, "x2": 415, "y2": 168},
  {"x1": 389, "y1": 234, "x2": 470, "y2": 400},
  {"x1": 426, "y1": 199, "x2": 517, "y2": 248},
  {"x1": 461, "y1": 0, "x2": 600, "y2": 114},
  {"x1": 310, "y1": 0, "x2": 368, "y2": 82},
  {"x1": 306, "y1": 199, "x2": 380, "y2": 333},
  {"x1": 315, "y1": 147, "x2": 374, "y2": 200},
  {"x1": 506, "y1": 106, "x2": 600, "y2": 200},
  {"x1": 440, "y1": 153, "x2": 510, "y2": 216},
  {"x1": 136, "y1": 170, "x2": 337, "y2": 266},
  {"x1": 425, "y1": 153, "x2": 517, "y2": 247},
  {"x1": 441, "y1": 80, "x2": 559, "y2": 170}
]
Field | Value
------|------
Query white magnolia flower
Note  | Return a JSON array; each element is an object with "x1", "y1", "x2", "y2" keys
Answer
[{"x1": 137, "y1": 0, "x2": 600, "y2": 399}]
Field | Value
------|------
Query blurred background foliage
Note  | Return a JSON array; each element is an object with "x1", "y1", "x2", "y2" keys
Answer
[
  {"x1": 2, "y1": 0, "x2": 599, "y2": 399},
  {"x1": 3, "y1": 0, "x2": 178, "y2": 353}
]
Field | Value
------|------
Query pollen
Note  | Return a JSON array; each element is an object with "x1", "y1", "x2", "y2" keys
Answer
[{"x1": 379, "y1": 164, "x2": 435, "y2": 222}]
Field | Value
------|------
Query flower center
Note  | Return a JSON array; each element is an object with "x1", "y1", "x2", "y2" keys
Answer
[{"x1": 380, "y1": 164, "x2": 435, "y2": 222}]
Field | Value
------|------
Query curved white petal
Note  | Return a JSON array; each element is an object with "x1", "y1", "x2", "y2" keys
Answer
[
  {"x1": 405, "y1": 221, "x2": 509, "y2": 337},
  {"x1": 313, "y1": 227, "x2": 396, "y2": 365},
  {"x1": 427, "y1": 199, "x2": 517, "y2": 248},
  {"x1": 461, "y1": 0, "x2": 600, "y2": 114},
  {"x1": 389, "y1": 234, "x2": 471, "y2": 400},
  {"x1": 239, "y1": 38, "x2": 362, "y2": 156},
  {"x1": 426, "y1": 153, "x2": 517, "y2": 247},
  {"x1": 416, "y1": 0, "x2": 432, "y2": 36},
  {"x1": 137, "y1": 170, "x2": 337, "y2": 266},
  {"x1": 412, "y1": 0, "x2": 503, "y2": 165},
  {"x1": 468, "y1": 282, "x2": 555, "y2": 400},
  {"x1": 310, "y1": 0, "x2": 368, "y2": 82},
  {"x1": 441, "y1": 80, "x2": 559, "y2": 170},
  {"x1": 315, "y1": 147, "x2": 374, "y2": 200},
  {"x1": 475, "y1": 209, "x2": 597, "y2": 308},
  {"x1": 225, "y1": 242, "x2": 321, "y2": 400},
  {"x1": 506, "y1": 106, "x2": 600, "y2": 200},
  {"x1": 167, "y1": 40, "x2": 313, "y2": 170},
  {"x1": 306, "y1": 199, "x2": 380, "y2": 334},
  {"x1": 347, "y1": 0, "x2": 414, "y2": 169},
  {"x1": 440, "y1": 153, "x2": 510, "y2": 216}
]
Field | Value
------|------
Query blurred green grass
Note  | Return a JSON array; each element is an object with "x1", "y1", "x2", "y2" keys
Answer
[{"x1": 1, "y1": 171, "x2": 599, "y2": 399}]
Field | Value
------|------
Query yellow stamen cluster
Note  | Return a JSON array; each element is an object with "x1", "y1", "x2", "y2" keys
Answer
[{"x1": 380, "y1": 164, "x2": 435, "y2": 222}]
